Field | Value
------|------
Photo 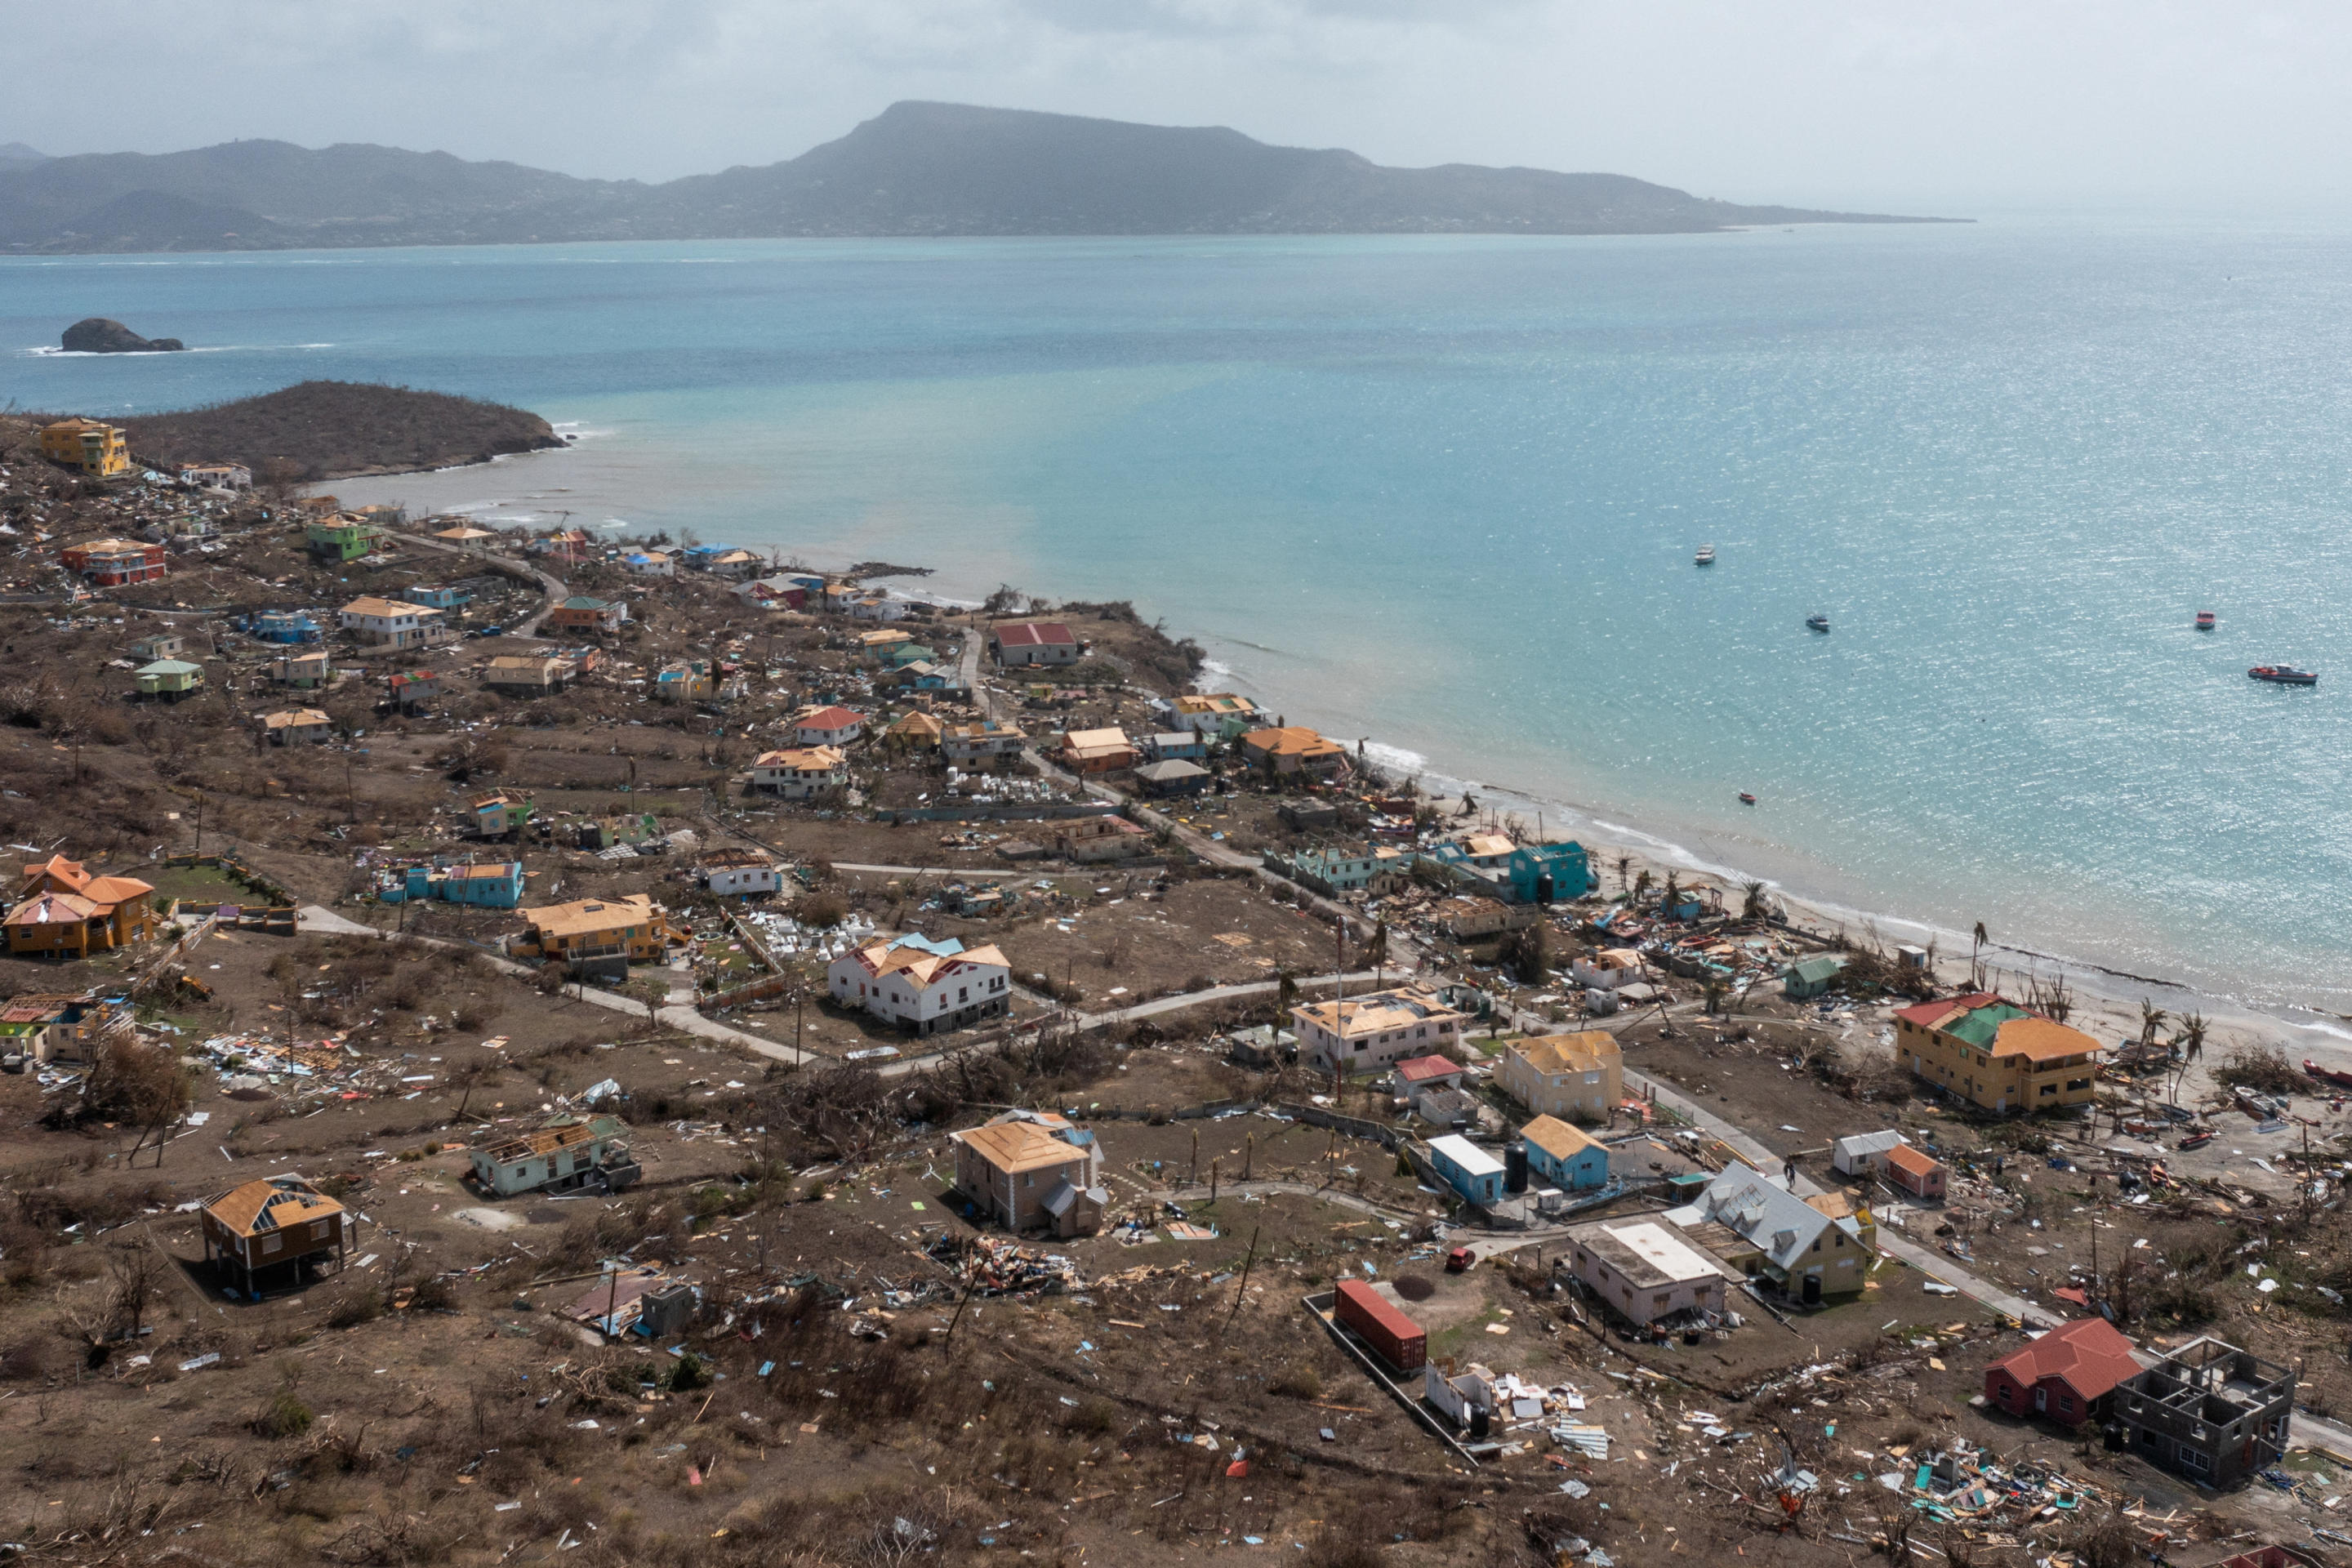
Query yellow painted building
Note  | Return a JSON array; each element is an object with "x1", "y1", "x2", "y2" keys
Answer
[
  {"x1": 515, "y1": 893, "x2": 683, "y2": 968},
  {"x1": 1894, "y1": 993, "x2": 2104, "y2": 1112},
  {"x1": 40, "y1": 418, "x2": 131, "y2": 477},
  {"x1": 1496, "y1": 1031, "x2": 1624, "y2": 1124}
]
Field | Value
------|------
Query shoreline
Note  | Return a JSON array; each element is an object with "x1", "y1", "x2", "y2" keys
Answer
[{"x1": 331, "y1": 445, "x2": 2352, "y2": 1067}]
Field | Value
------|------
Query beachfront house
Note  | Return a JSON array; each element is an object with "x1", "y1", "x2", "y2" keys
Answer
[
  {"x1": 1422, "y1": 835, "x2": 1595, "y2": 905},
  {"x1": 1170, "y1": 693, "x2": 1260, "y2": 738},
  {"x1": 1290, "y1": 984, "x2": 1468, "y2": 1076},
  {"x1": 827, "y1": 933, "x2": 1013, "y2": 1036},
  {"x1": 1894, "y1": 993, "x2": 2104, "y2": 1113},
  {"x1": 1241, "y1": 725, "x2": 1348, "y2": 778},
  {"x1": 1783, "y1": 955, "x2": 1849, "y2": 998},
  {"x1": 732, "y1": 574, "x2": 806, "y2": 608},
  {"x1": 621, "y1": 550, "x2": 675, "y2": 578},
  {"x1": 179, "y1": 462, "x2": 252, "y2": 491},
  {"x1": 1495, "y1": 1032, "x2": 1623, "y2": 1124}
]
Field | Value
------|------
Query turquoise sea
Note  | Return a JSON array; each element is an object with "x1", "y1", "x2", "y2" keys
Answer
[{"x1": 7, "y1": 221, "x2": 2351, "y2": 1018}]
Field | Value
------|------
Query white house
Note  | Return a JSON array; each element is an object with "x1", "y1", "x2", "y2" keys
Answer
[
  {"x1": 698, "y1": 849, "x2": 782, "y2": 896},
  {"x1": 750, "y1": 745, "x2": 847, "y2": 799},
  {"x1": 827, "y1": 934, "x2": 1013, "y2": 1036},
  {"x1": 621, "y1": 550, "x2": 675, "y2": 578},
  {"x1": 848, "y1": 595, "x2": 911, "y2": 621},
  {"x1": 1830, "y1": 1129, "x2": 1909, "y2": 1177},
  {"x1": 990, "y1": 621, "x2": 1080, "y2": 667},
  {"x1": 1289, "y1": 985, "x2": 1469, "y2": 1075},
  {"x1": 943, "y1": 719, "x2": 1027, "y2": 766},
  {"x1": 1562, "y1": 1218, "x2": 1729, "y2": 1325},
  {"x1": 339, "y1": 595, "x2": 449, "y2": 650},
  {"x1": 792, "y1": 706, "x2": 864, "y2": 746},
  {"x1": 1570, "y1": 948, "x2": 1646, "y2": 991}
]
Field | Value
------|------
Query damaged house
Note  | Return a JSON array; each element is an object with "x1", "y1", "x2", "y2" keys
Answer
[
  {"x1": 2112, "y1": 1337, "x2": 2295, "y2": 1487},
  {"x1": 469, "y1": 1116, "x2": 640, "y2": 1197},
  {"x1": 951, "y1": 1110, "x2": 1106, "y2": 1238}
]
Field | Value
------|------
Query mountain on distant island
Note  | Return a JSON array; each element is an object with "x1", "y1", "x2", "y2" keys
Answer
[{"x1": 0, "y1": 102, "x2": 1956, "y2": 254}]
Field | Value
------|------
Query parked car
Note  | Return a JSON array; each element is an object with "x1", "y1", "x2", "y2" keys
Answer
[{"x1": 1445, "y1": 1246, "x2": 1475, "y2": 1274}]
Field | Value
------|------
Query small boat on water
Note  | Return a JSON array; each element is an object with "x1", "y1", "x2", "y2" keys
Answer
[
  {"x1": 2249, "y1": 665, "x2": 2318, "y2": 685},
  {"x1": 1805, "y1": 614, "x2": 1830, "y2": 633},
  {"x1": 1695, "y1": 544, "x2": 1717, "y2": 565},
  {"x1": 1737, "y1": 791, "x2": 1756, "y2": 805},
  {"x1": 2194, "y1": 611, "x2": 2216, "y2": 630},
  {"x1": 2305, "y1": 1059, "x2": 2352, "y2": 1090}
]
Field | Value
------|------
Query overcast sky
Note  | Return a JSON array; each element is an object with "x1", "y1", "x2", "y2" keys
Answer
[{"x1": 9, "y1": 1, "x2": 2348, "y2": 211}]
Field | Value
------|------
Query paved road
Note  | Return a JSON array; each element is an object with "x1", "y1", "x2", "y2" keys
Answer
[{"x1": 389, "y1": 532, "x2": 568, "y2": 638}]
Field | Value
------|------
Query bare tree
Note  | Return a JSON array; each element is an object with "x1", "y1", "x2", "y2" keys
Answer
[{"x1": 105, "y1": 1235, "x2": 167, "y2": 1340}]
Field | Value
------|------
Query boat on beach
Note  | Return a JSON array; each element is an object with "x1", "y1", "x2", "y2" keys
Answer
[
  {"x1": 2248, "y1": 666, "x2": 2318, "y2": 685},
  {"x1": 2177, "y1": 1130, "x2": 2214, "y2": 1151},
  {"x1": 2194, "y1": 611, "x2": 2216, "y2": 630},
  {"x1": 2305, "y1": 1059, "x2": 2352, "y2": 1090},
  {"x1": 1805, "y1": 614, "x2": 1830, "y2": 633},
  {"x1": 1695, "y1": 544, "x2": 1716, "y2": 565}
]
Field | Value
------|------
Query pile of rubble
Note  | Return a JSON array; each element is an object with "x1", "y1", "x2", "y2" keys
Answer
[{"x1": 928, "y1": 1234, "x2": 1081, "y2": 1295}]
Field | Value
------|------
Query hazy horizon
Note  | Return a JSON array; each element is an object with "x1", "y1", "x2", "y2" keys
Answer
[{"x1": 9, "y1": 3, "x2": 2351, "y2": 216}]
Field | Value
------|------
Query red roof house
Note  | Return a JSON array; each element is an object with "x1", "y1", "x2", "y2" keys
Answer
[
  {"x1": 1393, "y1": 1054, "x2": 1466, "y2": 1091},
  {"x1": 1882, "y1": 1142, "x2": 1948, "y2": 1201},
  {"x1": 1983, "y1": 1317, "x2": 2142, "y2": 1428}
]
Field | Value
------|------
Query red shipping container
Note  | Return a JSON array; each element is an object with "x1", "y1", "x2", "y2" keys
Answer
[{"x1": 1334, "y1": 1280, "x2": 1426, "y2": 1374}]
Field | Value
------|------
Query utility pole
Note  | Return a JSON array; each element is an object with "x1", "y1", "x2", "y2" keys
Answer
[{"x1": 1223, "y1": 1226, "x2": 1262, "y2": 1334}]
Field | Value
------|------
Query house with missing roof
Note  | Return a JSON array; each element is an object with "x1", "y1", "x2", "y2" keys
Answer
[
  {"x1": 469, "y1": 1116, "x2": 639, "y2": 1197},
  {"x1": 1982, "y1": 1316, "x2": 2146, "y2": 1429},
  {"x1": 827, "y1": 933, "x2": 1012, "y2": 1036},
  {"x1": 951, "y1": 1109, "x2": 1106, "y2": 1238},
  {"x1": 1895, "y1": 993, "x2": 2105, "y2": 1113},
  {"x1": 199, "y1": 1175, "x2": 349, "y2": 1294},
  {"x1": 1422, "y1": 834, "x2": 1596, "y2": 904},
  {"x1": 1169, "y1": 692, "x2": 1260, "y2": 738},
  {"x1": 1564, "y1": 1217, "x2": 1731, "y2": 1325},
  {"x1": 1664, "y1": 1161, "x2": 1870, "y2": 1304},
  {"x1": 2112, "y1": 1336, "x2": 2295, "y2": 1486},
  {"x1": 1289, "y1": 984, "x2": 1469, "y2": 1075}
]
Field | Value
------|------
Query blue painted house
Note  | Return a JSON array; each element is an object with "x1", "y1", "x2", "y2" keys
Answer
[
  {"x1": 1143, "y1": 732, "x2": 1209, "y2": 763},
  {"x1": 1521, "y1": 1116, "x2": 1610, "y2": 1192},
  {"x1": 244, "y1": 611, "x2": 323, "y2": 645},
  {"x1": 1423, "y1": 835, "x2": 1596, "y2": 905},
  {"x1": 399, "y1": 583, "x2": 472, "y2": 610},
  {"x1": 1426, "y1": 1134, "x2": 1506, "y2": 1207},
  {"x1": 376, "y1": 860, "x2": 525, "y2": 908}
]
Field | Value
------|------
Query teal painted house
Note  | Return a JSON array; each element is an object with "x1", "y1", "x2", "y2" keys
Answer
[
  {"x1": 1521, "y1": 1116, "x2": 1610, "y2": 1191},
  {"x1": 1783, "y1": 955, "x2": 1849, "y2": 999}
]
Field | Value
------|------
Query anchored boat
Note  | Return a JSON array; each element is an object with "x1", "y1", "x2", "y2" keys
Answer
[
  {"x1": 2249, "y1": 665, "x2": 2318, "y2": 685},
  {"x1": 1695, "y1": 544, "x2": 1716, "y2": 565},
  {"x1": 1805, "y1": 614, "x2": 1830, "y2": 633},
  {"x1": 2194, "y1": 611, "x2": 2216, "y2": 630}
]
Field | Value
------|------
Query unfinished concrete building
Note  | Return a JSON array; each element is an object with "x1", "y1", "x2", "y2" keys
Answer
[{"x1": 2112, "y1": 1337, "x2": 2294, "y2": 1486}]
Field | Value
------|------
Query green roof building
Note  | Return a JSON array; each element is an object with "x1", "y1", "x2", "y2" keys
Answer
[
  {"x1": 135, "y1": 658, "x2": 206, "y2": 698},
  {"x1": 1781, "y1": 954, "x2": 1850, "y2": 1000}
]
